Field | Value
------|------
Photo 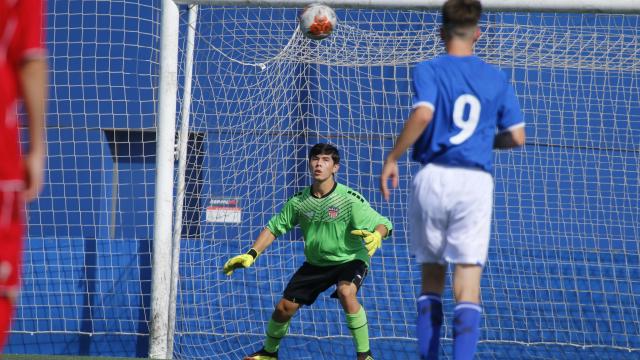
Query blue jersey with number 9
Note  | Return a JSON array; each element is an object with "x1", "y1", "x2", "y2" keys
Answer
[{"x1": 411, "y1": 55, "x2": 524, "y2": 172}]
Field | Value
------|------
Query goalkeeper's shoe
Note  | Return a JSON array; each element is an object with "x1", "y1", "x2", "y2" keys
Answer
[
  {"x1": 243, "y1": 348, "x2": 278, "y2": 360},
  {"x1": 357, "y1": 350, "x2": 374, "y2": 360}
]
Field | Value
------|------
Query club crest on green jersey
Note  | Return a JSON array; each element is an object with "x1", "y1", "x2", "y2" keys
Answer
[{"x1": 327, "y1": 206, "x2": 339, "y2": 219}]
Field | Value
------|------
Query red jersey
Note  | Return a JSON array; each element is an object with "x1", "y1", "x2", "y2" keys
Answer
[
  {"x1": 0, "y1": 2, "x2": 45, "y2": 348},
  {"x1": 0, "y1": 0, "x2": 46, "y2": 183}
]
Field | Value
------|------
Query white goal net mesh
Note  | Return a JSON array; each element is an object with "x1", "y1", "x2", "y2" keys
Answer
[
  {"x1": 170, "y1": 6, "x2": 639, "y2": 360},
  {"x1": 19, "y1": 2, "x2": 639, "y2": 359}
]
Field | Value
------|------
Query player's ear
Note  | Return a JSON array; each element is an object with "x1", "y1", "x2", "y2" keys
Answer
[
  {"x1": 473, "y1": 27, "x2": 481, "y2": 42},
  {"x1": 332, "y1": 162, "x2": 340, "y2": 175},
  {"x1": 439, "y1": 26, "x2": 447, "y2": 41}
]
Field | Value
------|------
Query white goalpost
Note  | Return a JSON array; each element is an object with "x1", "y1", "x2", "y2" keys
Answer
[{"x1": 149, "y1": 0, "x2": 640, "y2": 359}]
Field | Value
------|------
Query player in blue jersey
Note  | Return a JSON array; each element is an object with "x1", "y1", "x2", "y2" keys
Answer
[{"x1": 379, "y1": 0, "x2": 525, "y2": 359}]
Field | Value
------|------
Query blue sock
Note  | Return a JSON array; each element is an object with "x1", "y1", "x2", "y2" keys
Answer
[
  {"x1": 453, "y1": 302, "x2": 482, "y2": 360},
  {"x1": 417, "y1": 293, "x2": 443, "y2": 360}
]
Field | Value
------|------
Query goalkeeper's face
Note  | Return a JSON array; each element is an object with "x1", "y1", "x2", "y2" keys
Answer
[{"x1": 309, "y1": 154, "x2": 339, "y2": 182}]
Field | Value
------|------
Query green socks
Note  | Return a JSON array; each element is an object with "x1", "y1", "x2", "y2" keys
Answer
[
  {"x1": 263, "y1": 318, "x2": 291, "y2": 353},
  {"x1": 263, "y1": 308, "x2": 368, "y2": 353},
  {"x1": 346, "y1": 306, "x2": 370, "y2": 353}
]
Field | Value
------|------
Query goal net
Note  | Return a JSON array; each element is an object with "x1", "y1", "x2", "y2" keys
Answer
[
  {"x1": 13, "y1": 1, "x2": 639, "y2": 359},
  {"x1": 169, "y1": 4, "x2": 639, "y2": 360}
]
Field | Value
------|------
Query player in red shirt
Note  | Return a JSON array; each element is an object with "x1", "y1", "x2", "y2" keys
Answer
[{"x1": 0, "y1": 0, "x2": 47, "y2": 351}]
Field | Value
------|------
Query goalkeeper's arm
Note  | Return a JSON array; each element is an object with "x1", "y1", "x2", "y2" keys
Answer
[
  {"x1": 222, "y1": 228, "x2": 276, "y2": 276},
  {"x1": 374, "y1": 224, "x2": 390, "y2": 239}
]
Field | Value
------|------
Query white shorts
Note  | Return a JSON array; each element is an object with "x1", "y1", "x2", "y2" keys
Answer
[{"x1": 409, "y1": 163, "x2": 494, "y2": 266}]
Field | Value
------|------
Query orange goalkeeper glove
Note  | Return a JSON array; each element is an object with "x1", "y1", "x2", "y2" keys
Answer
[
  {"x1": 222, "y1": 248, "x2": 260, "y2": 276},
  {"x1": 350, "y1": 230, "x2": 383, "y2": 257}
]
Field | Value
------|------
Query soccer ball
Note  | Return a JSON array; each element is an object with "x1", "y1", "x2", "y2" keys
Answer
[{"x1": 299, "y1": 3, "x2": 337, "y2": 40}]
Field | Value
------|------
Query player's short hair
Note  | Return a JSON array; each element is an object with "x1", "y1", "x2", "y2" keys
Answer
[
  {"x1": 442, "y1": 0, "x2": 482, "y2": 37},
  {"x1": 309, "y1": 143, "x2": 340, "y2": 164}
]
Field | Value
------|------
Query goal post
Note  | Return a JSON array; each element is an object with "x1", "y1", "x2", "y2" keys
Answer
[
  {"x1": 149, "y1": 0, "x2": 180, "y2": 358},
  {"x1": 150, "y1": 0, "x2": 640, "y2": 359}
]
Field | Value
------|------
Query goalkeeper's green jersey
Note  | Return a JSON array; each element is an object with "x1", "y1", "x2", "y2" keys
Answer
[{"x1": 267, "y1": 182, "x2": 392, "y2": 267}]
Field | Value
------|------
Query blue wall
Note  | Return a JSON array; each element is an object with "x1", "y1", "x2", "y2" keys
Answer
[
  {"x1": 6, "y1": 2, "x2": 639, "y2": 359},
  {"x1": 7, "y1": 0, "x2": 159, "y2": 356}
]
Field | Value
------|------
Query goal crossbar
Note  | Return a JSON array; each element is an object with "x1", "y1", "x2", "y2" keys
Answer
[{"x1": 172, "y1": 0, "x2": 640, "y2": 13}]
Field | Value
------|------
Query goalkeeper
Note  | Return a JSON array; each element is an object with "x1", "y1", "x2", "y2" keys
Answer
[{"x1": 223, "y1": 143, "x2": 392, "y2": 360}]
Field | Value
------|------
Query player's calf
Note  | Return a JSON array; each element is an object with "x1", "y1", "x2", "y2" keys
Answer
[
  {"x1": 452, "y1": 302, "x2": 482, "y2": 360},
  {"x1": 417, "y1": 293, "x2": 443, "y2": 359}
]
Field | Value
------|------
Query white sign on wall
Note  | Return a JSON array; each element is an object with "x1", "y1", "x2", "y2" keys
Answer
[{"x1": 206, "y1": 198, "x2": 241, "y2": 224}]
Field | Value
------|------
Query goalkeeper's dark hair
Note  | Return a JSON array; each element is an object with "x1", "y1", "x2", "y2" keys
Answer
[
  {"x1": 309, "y1": 143, "x2": 340, "y2": 164},
  {"x1": 442, "y1": 0, "x2": 482, "y2": 37}
]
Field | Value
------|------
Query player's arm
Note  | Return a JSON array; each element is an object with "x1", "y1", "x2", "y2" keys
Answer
[
  {"x1": 380, "y1": 105, "x2": 433, "y2": 201},
  {"x1": 222, "y1": 228, "x2": 276, "y2": 276},
  {"x1": 350, "y1": 223, "x2": 390, "y2": 258},
  {"x1": 386, "y1": 106, "x2": 433, "y2": 161},
  {"x1": 19, "y1": 57, "x2": 48, "y2": 202},
  {"x1": 223, "y1": 197, "x2": 297, "y2": 276},
  {"x1": 250, "y1": 227, "x2": 277, "y2": 253},
  {"x1": 494, "y1": 125, "x2": 525, "y2": 149},
  {"x1": 494, "y1": 80, "x2": 525, "y2": 150},
  {"x1": 349, "y1": 195, "x2": 393, "y2": 257},
  {"x1": 373, "y1": 224, "x2": 389, "y2": 238},
  {"x1": 16, "y1": 0, "x2": 48, "y2": 202}
]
